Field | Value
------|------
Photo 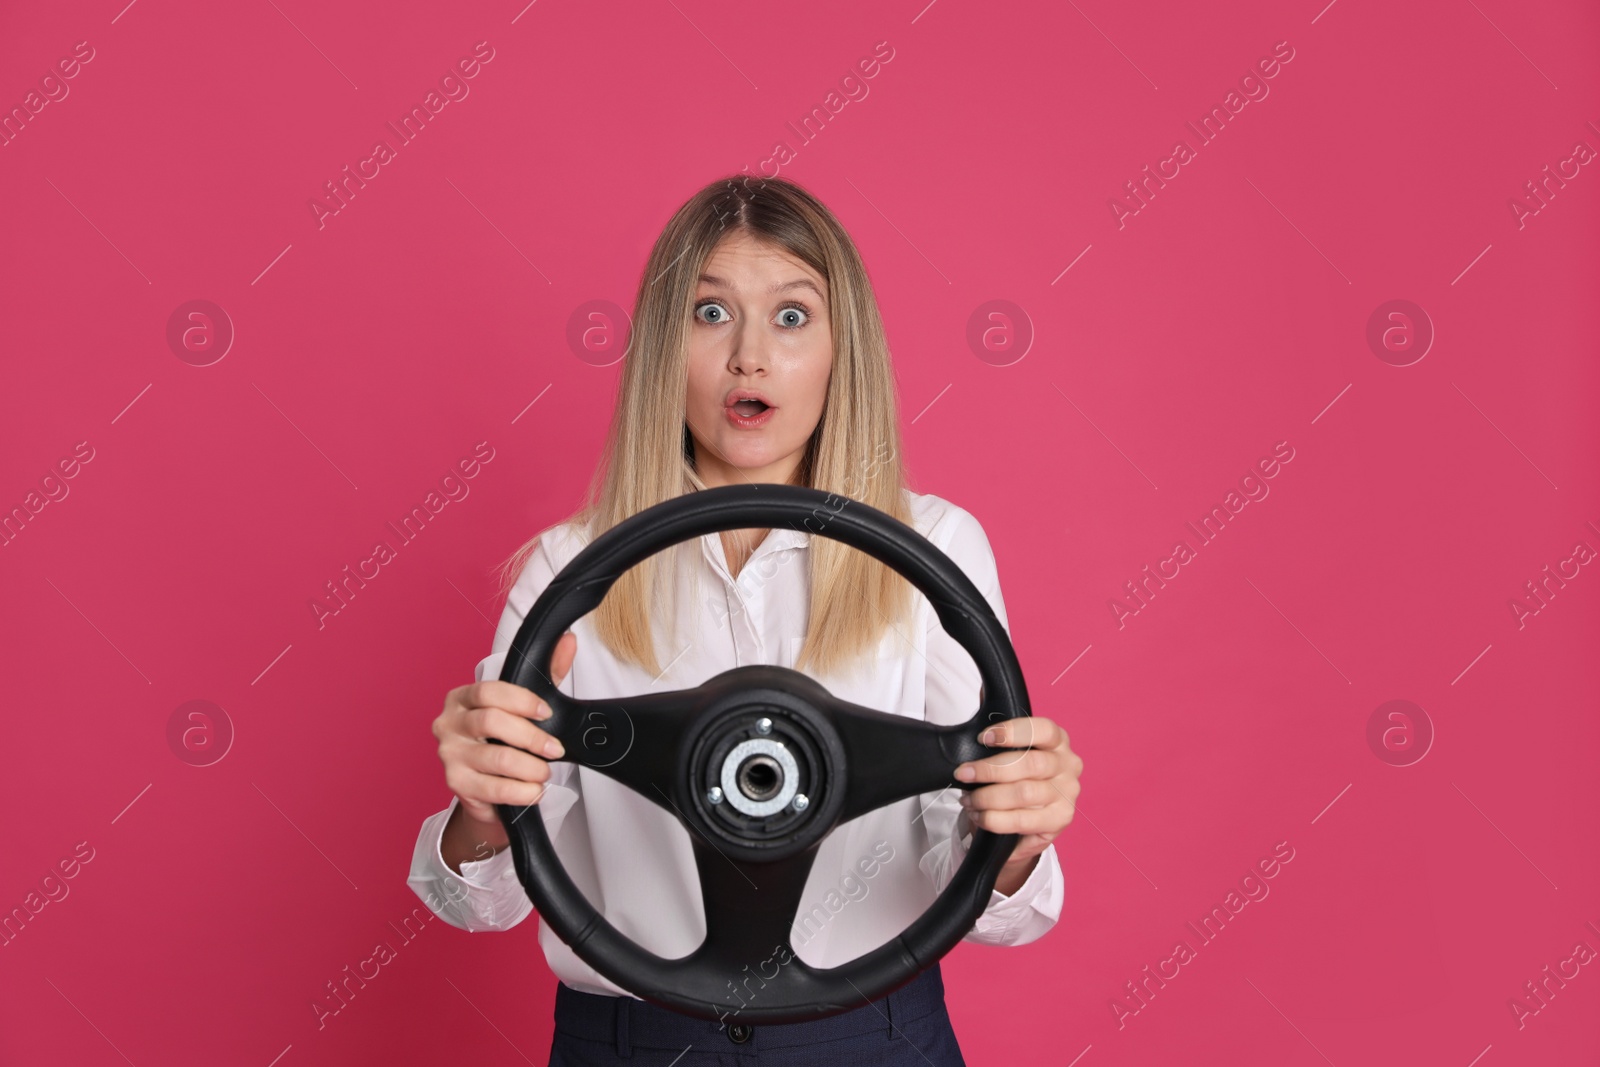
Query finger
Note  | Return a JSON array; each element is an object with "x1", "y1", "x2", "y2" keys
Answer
[
  {"x1": 464, "y1": 635, "x2": 577, "y2": 720},
  {"x1": 551, "y1": 630, "x2": 577, "y2": 685},
  {"x1": 967, "y1": 804, "x2": 1069, "y2": 835},
  {"x1": 438, "y1": 701, "x2": 560, "y2": 759},
  {"x1": 978, "y1": 716, "x2": 1065, "y2": 751},
  {"x1": 955, "y1": 747, "x2": 1052, "y2": 784},
  {"x1": 471, "y1": 705, "x2": 567, "y2": 760},
  {"x1": 996, "y1": 832, "x2": 1054, "y2": 863},
  {"x1": 464, "y1": 679, "x2": 549, "y2": 720},
  {"x1": 463, "y1": 731, "x2": 557, "y2": 782},
  {"x1": 1003, "y1": 831, "x2": 1062, "y2": 860},
  {"x1": 486, "y1": 631, "x2": 578, "y2": 692},
  {"x1": 459, "y1": 794, "x2": 520, "y2": 824},
  {"x1": 967, "y1": 718, "x2": 1064, "y2": 776},
  {"x1": 458, "y1": 771, "x2": 546, "y2": 809},
  {"x1": 960, "y1": 779, "x2": 1056, "y2": 811}
]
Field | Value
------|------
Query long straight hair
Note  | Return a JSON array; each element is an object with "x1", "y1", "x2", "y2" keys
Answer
[{"x1": 495, "y1": 174, "x2": 915, "y2": 679}]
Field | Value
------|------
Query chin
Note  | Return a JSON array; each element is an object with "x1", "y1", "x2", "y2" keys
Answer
[
  {"x1": 719, "y1": 439, "x2": 790, "y2": 467},
  {"x1": 724, "y1": 447, "x2": 780, "y2": 468}
]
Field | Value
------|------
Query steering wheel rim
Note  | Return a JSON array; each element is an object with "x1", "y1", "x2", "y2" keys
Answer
[{"x1": 490, "y1": 483, "x2": 1032, "y2": 1024}]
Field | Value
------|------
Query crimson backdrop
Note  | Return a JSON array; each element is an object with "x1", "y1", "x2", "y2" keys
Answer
[{"x1": 2, "y1": 0, "x2": 1597, "y2": 1064}]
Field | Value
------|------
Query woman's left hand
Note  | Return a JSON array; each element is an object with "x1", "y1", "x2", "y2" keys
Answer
[{"x1": 954, "y1": 716, "x2": 1082, "y2": 895}]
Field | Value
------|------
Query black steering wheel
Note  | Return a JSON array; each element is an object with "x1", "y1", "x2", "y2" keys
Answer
[{"x1": 488, "y1": 483, "x2": 1032, "y2": 1024}]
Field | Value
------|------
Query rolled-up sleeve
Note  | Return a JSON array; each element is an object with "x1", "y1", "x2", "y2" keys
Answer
[
  {"x1": 406, "y1": 528, "x2": 583, "y2": 932},
  {"x1": 917, "y1": 505, "x2": 1065, "y2": 946}
]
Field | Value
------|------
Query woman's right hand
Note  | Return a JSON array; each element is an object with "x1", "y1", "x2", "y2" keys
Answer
[{"x1": 433, "y1": 631, "x2": 578, "y2": 864}]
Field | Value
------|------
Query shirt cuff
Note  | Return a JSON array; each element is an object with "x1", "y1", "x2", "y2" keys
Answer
[{"x1": 407, "y1": 795, "x2": 529, "y2": 931}]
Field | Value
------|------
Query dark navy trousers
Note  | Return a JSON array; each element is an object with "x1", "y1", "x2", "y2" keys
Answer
[{"x1": 547, "y1": 962, "x2": 967, "y2": 1066}]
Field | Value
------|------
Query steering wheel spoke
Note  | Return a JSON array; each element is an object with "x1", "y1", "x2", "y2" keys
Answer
[
  {"x1": 689, "y1": 836, "x2": 818, "y2": 975},
  {"x1": 826, "y1": 697, "x2": 995, "y2": 824},
  {"x1": 507, "y1": 687, "x2": 704, "y2": 816}
]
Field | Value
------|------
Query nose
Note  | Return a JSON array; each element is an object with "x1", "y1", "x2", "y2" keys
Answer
[{"x1": 726, "y1": 319, "x2": 772, "y2": 375}]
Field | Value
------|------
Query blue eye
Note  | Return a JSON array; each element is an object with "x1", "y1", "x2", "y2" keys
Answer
[
  {"x1": 695, "y1": 301, "x2": 730, "y2": 325},
  {"x1": 776, "y1": 305, "x2": 808, "y2": 329}
]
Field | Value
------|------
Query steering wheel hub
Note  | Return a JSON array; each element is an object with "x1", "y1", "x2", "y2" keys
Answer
[{"x1": 681, "y1": 683, "x2": 846, "y2": 863}]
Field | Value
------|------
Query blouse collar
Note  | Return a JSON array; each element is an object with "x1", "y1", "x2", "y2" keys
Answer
[{"x1": 698, "y1": 524, "x2": 812, "y2": 580}]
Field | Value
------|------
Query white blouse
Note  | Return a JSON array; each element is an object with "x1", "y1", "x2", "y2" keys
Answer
[{"x1": 407, "y1": 488, "x2": 1064, "y2": 998}]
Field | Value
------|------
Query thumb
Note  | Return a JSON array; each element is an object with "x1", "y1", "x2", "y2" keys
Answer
[{"x1": 551, "y1": 630, "x2": 577, "y2": 684}]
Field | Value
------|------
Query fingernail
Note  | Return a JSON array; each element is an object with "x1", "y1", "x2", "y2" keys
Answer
[
  {"x1": 544, "y1": 738, "x2": 565, "y2": 758},
  {"x1": 956, "y1": 765, "x2": 976, "y2": 781},
  {"x1": 980, "y1": 729, "x2": 1000, "y2": 745}
]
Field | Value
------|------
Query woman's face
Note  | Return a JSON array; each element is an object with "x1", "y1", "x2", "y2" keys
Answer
[{"x1": 684, "y1": 231, "x2": 833, "y2": 488}]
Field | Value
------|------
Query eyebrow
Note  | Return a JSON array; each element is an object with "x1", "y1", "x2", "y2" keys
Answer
[{"x1": 698, "y1": 273, "x2": 827, "y2": 302}]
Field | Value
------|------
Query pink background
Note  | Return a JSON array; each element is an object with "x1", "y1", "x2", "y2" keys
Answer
[{"x1": 2, "y1": 0, "x2": 1597, "y2": 1063}]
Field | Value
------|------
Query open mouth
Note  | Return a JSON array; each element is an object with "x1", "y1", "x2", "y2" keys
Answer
[{"x1": 730, "y1": 399, "x2": 770, "y2": 417}]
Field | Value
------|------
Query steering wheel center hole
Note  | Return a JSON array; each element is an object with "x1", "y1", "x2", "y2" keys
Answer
[
  {"x1": 714, "y1": 736, "x2": 801, "y2": 819},
  {"x1": 737, "y1": 755, "x2": 782, "y2": 800}
]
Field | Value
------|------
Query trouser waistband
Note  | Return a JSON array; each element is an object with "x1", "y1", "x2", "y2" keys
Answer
[{"x1": 553, "y1": 961, "x2": 949, "y2": 1056}]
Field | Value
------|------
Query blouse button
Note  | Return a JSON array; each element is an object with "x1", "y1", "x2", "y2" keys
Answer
[{"x1": 726, "y1": 1023, "x2": 753, "y2": 1044}]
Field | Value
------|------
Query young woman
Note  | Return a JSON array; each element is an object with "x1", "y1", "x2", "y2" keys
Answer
[{"x1": 408, "y1": 175, "x2": 1084, "y2": 1065}]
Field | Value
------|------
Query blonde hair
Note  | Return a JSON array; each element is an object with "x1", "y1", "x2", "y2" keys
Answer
[{"x1": 495, "y1": 174, "x2": 915, "y2": 679}]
